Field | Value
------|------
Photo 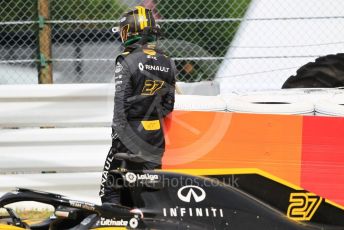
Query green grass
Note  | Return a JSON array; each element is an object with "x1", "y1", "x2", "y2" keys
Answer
[
  {"x1": 16, "y1": 209, "x2": 53, "y2": 220},
  {"x1": 0, "y1": 208, "x2": 53, "y2": 220}
]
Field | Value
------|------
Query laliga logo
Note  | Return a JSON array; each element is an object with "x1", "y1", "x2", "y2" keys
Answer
[
  {"x1": 125, "y1": 172, "x2": 137, "y2": 183},
  {"x1": 177, "y1": 185, "x2": 206, "y2": 203}
]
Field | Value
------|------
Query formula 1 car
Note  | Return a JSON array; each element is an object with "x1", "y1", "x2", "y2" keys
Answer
[{"x1": 1, "y1": 155, "x2": 344, "y2": 229}]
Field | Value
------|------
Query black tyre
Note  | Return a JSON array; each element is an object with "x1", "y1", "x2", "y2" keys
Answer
[{"x1": 282, "y1": 53, "x2": 344, "y2": 88}]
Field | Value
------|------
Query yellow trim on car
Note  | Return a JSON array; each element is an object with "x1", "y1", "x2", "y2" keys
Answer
[{"x1": 0, "y1": 224, "x2": 25, "y2": 230}]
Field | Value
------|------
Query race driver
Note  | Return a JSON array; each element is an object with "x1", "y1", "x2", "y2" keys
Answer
[{"x1": 99, "y1": 6, "x2": 176, "y2": 205}]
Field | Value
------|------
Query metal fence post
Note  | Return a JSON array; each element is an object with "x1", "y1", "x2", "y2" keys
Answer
[{"x1": 37, "y1": 0, "x2": 53, "y2": 84}]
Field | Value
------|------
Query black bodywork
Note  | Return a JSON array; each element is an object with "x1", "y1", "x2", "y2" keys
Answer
[{"x1": 0, "y1": 170, "x2": 343, "y2": 229}]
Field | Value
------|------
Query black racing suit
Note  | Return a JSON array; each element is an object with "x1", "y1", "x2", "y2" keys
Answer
[{"x1": 99, "y1": 43, "x2": 176, "y2": 204}]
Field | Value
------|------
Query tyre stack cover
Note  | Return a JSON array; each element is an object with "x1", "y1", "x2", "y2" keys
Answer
[
  {"x1": 315, "y1": 92, "x2": 344, "y2": 116},
  {"x1": 224, "y1": 89, "x2": 323, "y2": 115}
]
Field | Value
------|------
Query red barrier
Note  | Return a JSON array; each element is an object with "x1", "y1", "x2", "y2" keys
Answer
[
  {"x1": 162, "y1": 111, "x2": 344, "y2": 205},
  {"x1": 301, "y1": 116, "x2": 344, "y2": 205}
]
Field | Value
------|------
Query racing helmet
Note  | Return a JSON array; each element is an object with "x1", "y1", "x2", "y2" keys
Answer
[{"x1": 119, "y1": 6, "x2": 156, "y2": 46}]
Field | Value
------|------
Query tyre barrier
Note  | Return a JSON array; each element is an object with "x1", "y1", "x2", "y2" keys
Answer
[
  {"x1": 224, "y1": 93, "x2": 314, "y2": 115},
  {"x1": 224, "y1": 88, "x2": 344, "y2": 115},
  {"x1": 315, "y1": 93, "x2": 344, "y2": 116}
]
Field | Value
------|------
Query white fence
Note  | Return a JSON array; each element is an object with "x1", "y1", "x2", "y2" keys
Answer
[
  {"x1": 1, "y1": 84, "x2": 344, "y2": 204},
  {"x1": 216, "y1": 0, "x2": 344, "y2": 92}
]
